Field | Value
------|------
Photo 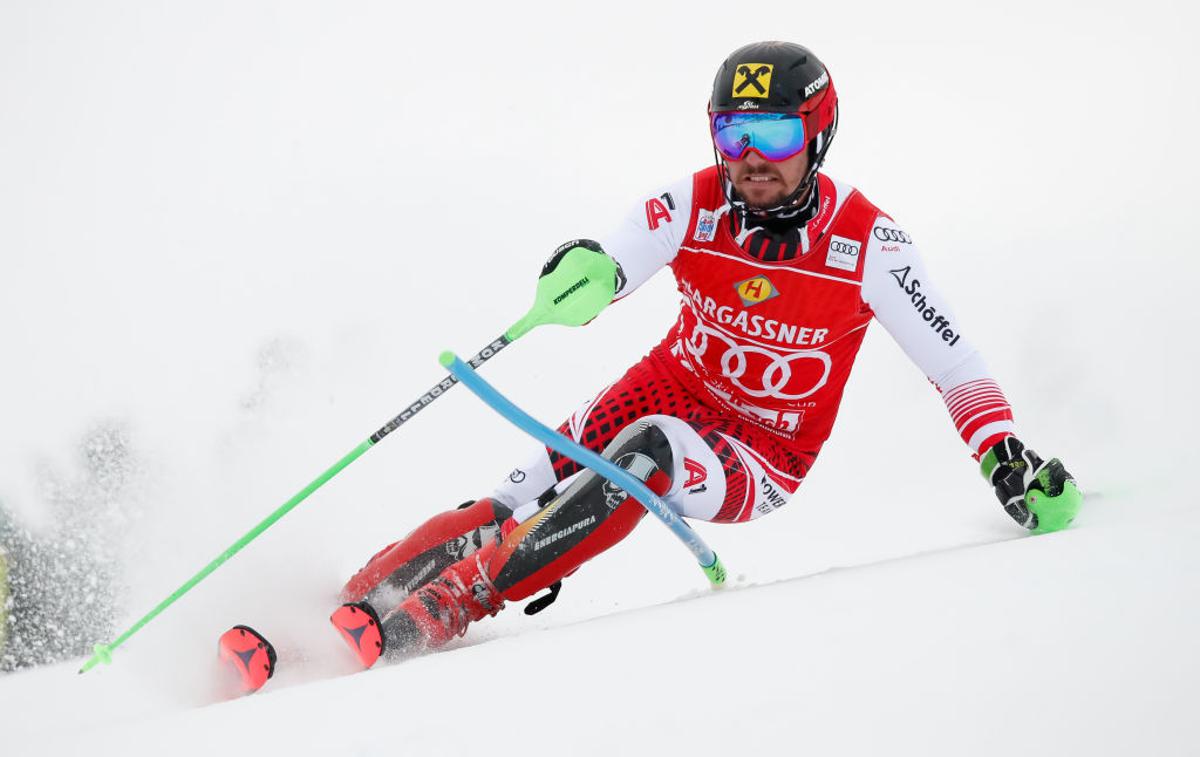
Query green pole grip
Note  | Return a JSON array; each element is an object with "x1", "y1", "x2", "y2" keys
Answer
[{"x1": 506, "y1": 243, "x2": 618, "y2": 341}]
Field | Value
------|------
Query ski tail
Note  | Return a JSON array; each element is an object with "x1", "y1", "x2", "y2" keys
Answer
[
  {"x1": 330, "y1": 602, "x2": 385, "y2": 669},
  {"x1": 217, "y1": 625, "x2": 276, "y2": 694}
]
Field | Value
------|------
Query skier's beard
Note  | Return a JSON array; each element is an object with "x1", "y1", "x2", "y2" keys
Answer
[
  {"x1": 735, "y1": 177, "x2": 813, "y2": 215},
  {"x1": 735, "y1": 171, "x2": 790, "y2": 209}
]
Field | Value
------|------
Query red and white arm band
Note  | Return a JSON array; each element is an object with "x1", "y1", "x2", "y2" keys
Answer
[{"x1": 939, "y1": 373, "x2": 1015, "y2": 457}]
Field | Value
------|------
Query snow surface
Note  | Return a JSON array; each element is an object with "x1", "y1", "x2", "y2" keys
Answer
[{"x1": 1, "y1": 1, "x2": 1198, "y2": 754}]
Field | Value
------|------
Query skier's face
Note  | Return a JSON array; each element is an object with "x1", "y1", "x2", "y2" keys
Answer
[{"x1": 726, "y1": 148, "x2": 810, "y2": 209}]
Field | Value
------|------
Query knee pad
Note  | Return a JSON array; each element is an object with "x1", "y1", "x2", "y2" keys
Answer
[
  {"x1": 595, "y1": 417, "x2": 676, "y2": 509},
  {"x1": 488, "y1": 417, "x2": 676, "y2": 601}
]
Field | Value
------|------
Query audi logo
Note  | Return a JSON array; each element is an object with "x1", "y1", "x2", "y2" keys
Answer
[
  {"x1": 830, "y1": 240, "x2": 859, "y2": 255},
  {"x1": 873, "y1": 227, "x2": 912, "y2": 244},
  {"x1": 685, "y1": 323, "x2": 832, "y2": 400}
]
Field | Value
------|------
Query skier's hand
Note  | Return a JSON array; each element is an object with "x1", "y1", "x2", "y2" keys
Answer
[
  {"x1": 980, "y1": 436, "x2": 1082, "y2": 533},
  {"x1": 538, "y1": 239, "x2": 625, "y2": 325},
  {"x1": 507, "y1": 239, "x2": 624, "y2": 341}
]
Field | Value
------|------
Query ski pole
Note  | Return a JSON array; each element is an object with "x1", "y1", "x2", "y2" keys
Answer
[
  {"x1": 440, "y1": 351, "x2": 727, "y2": 586},
  {"x1": 80, "y1": 244, "x2": 618, "y2": 674}
]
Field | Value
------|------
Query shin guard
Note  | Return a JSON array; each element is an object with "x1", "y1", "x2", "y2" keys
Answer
[{"x1": 489, "y1": 421, "x2": 675, "y2": 602}]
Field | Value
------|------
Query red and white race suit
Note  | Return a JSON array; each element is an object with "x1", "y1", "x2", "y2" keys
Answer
[{"x1": 494, "y1": 166, "x2": 1014, "y2": 523}]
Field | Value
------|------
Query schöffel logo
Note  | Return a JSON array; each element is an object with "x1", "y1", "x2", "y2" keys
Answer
[
  {"x1": 873, "y1": 227, "x2": 912, "y2": 244},
  {"x1": 889, "y1": 265, "x2": 962, "y2": 346}
]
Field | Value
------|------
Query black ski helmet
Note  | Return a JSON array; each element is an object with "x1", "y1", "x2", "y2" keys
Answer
[{"x1": 708, "y1": 41, "x2": 839, "y2": 215}]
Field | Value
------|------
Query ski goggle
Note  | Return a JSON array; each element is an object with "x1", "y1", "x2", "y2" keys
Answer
[{"x1": 710, "y1": 112, "x2": 808, "y2": 162}]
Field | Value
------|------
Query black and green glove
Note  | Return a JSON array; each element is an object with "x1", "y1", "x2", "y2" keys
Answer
[
  {"x1": 538, "y1": 239, "x2": 626, "y2": 320},
  {"x1": 507, "y1": 239, "x2": 625, "y2": 341},
  {"x1": 981, "y1": 436, "x2": 1082, "y2": 533}
]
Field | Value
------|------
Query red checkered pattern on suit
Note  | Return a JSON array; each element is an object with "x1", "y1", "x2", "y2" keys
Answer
[{"x1": 550, "y1": 345, "x2": 816, "y2": 523}]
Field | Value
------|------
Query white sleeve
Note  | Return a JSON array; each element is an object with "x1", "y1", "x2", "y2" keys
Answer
[
  {"x1": 861, "y1": 215, "x2": 1016, "y2": 456},
  {"x1": 600, "y1": 176, "x2": 693, "y2": 300}
]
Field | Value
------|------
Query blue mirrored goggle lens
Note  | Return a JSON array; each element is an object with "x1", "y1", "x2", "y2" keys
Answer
[{"x1": 711, "y1": 113, "x2": 807, "y2": 162}]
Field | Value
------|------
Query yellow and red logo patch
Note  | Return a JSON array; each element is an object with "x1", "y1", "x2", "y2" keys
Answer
[{"x1": 733, "y1": 275, "x2": 780, "y2": 307}]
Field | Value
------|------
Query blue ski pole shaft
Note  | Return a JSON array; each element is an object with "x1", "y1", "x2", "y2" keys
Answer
[{"x1": 439, "y1": 351, "x2": 726, "y2": 586}]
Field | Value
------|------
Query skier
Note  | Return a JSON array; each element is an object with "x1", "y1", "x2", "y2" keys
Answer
[{"x1": 331, "y1": 41, "x2": 1081, "y2": 667}]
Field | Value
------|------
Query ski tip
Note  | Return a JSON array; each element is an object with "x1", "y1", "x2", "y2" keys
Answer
[
  {"x1": 217, "y1": 625, "x2": 277, "y2": 694},
  {"x1": 330, "y1": 602, "x2": 385, "y2": 670}
]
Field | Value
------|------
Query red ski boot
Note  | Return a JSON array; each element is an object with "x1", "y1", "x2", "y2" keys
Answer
[
  {"x1": 340, "y1": 498, "x2": 511, "y2": 606},
  {"x1": 388, "y1": 541, "x2": 506, "y2": 655},
  {"x1": 333, "y1": 541, "x2": 506, "y2": 667},
  {"x1": 399, "y1": 541, "x2": 505, "y2": 649}
]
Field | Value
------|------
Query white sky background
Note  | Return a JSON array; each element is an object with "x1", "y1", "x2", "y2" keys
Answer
[{"x1": 0, "y1": 2, "x2": 1198, "y2": 743}]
